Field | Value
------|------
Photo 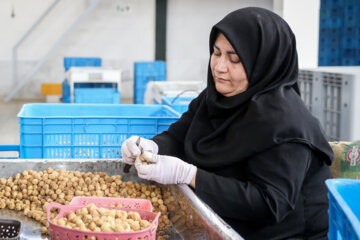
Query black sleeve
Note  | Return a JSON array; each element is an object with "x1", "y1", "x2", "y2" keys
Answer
[
  {"x1": 195, "y1": 143, "x2": 311, "y2": 223},
  {"x1": 152, "y1": 92, "x2": 203, "y2": 157}
]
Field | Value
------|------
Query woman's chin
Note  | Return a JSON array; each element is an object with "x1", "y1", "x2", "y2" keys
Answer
[{"x1": 215, "y1": 86, "x2": 230, "y2": 96}]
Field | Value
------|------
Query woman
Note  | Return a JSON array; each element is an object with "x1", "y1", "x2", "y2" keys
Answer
[{"x1": 121, "y1": 7, "x2": 333, "y2": 240}]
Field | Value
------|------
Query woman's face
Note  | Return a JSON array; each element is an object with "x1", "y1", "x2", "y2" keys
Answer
[{"x1": 210, "y1": 33, "x2": 249, "y2": 97}]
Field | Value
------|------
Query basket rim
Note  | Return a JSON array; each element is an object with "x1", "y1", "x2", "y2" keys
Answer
[{"x1": 69, "y1": 196, "x2": 153, "y2": 212}]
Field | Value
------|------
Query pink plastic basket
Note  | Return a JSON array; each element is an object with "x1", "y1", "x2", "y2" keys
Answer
[
  {"x1": 47, "y1": 202, "x2": 160, "y2": 240},
  {"x1": 69, "y1": 196, "x2": 153, "y2": 212}
]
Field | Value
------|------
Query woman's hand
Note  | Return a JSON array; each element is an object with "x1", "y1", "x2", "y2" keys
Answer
[
  {"x1": 121, "y1": 136, "x2": 158, "y2": 165},
  {"x1": 134, "y1": 152, "x2": 197, "y2": 186}
]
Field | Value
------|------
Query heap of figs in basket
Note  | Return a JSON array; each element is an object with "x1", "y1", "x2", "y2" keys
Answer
[
  {"x1": 0, "y1": 168, "x2": 205, "y2": 240},
  {"x1": 53, "y1": 203, "x2": 151, "y2": 232}
]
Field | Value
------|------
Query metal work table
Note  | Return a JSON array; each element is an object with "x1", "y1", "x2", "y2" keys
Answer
[{"x1": 0, "y1": 159, "x2": 243, "y2": 240}]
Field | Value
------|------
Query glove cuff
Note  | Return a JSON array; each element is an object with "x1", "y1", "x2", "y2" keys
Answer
[
  {"x1": 151, "y1": 140, "x2": 159, "y2": 154},
  {"x1": 183, "y1": 164, "x2": 197, "y2": 185}
]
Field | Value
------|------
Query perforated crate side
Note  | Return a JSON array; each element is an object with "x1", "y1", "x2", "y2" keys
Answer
[
  {"x1": 18, "y1": 104, "x2": 180, "y2": 159},
  {"x1": 298, "y1": 70, "x2": 314, "y2": 112},
  {"x1": 321, "y1": 72, "x2": 342, "y2": 141}
]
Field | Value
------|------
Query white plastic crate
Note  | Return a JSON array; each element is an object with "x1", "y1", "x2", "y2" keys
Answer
[
  {"x1": 66, "y1": 67, "x2": 122, "y2": 103},
  {"x1": 144, "y1": 80, "x2": 206, "y2": 104},
  {"x1": 298, "y1": 67, "x2": 360, "y2": 141}
]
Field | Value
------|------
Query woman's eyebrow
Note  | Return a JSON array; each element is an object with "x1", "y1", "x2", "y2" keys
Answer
[
  {"x1": 227, "y1": 51, "x2": 237, "y2": 55},
  {"x1": 213, "y1": 44, "x2": 236, "y2": 54}
]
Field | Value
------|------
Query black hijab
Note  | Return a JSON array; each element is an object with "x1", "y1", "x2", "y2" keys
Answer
[{"x1": 183, "y1": 7, "x2": 333, "y2": 169}]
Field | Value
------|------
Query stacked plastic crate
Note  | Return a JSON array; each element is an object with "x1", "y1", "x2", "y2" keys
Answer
[
  {"x1": 134, "y1": 61, "x2": 166, "y2": 104},
  {"x1": 319, "y1": 0, "x2": 360, "y2": 66},
  {"x1": 342, "y1": 1, "x2": 360, "y2": 65},
  {"x1": 62, "y1": 57, "x2": 102, "y2": 103},
  {"x1": 67, "y1": 67, "x2": 121, "y2": 104}
]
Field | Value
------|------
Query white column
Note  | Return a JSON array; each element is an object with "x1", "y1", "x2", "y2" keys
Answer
[{"x1": 280, "y1": 0, "x2": 321, "y2": 68}]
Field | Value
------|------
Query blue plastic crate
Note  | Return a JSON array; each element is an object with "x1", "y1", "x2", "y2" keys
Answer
[
  {"x1": 318, "y1": 56, "x2": 341, "y2": 66},
  {"x1": 342, "y1": 37, "x2": 359, "y2": 49},
  {"x1": 17, "y1": 104, "x2": 180, "y2": 159},
  {"x1": 64, "y1": 57, "x2": 102, "y2": 72},
  {"x1": 342, "y1": 58, "x2": 358, "y2": 66},
  {"x1": 320, "y1": 48, "x2": 341, "y2": 58},
  {"x1": 344, "y1": 16, "x2": 360, "y2": 27},
  {"x1": 342, "y1": 48, "x2": 358, "y2": 58},
  {"x1": 74, "y1": 88, "x2": 120, "y2": 104},
  {"x1": 320, "y1": 17, "x2": 343, "y2": 28},
  {"x1": 321, "y1": 0, "x2": 344, "y2": 8},
  {"x1": 74, "y1": 82, "x2": 118, "y2": 89},
  {"x1": 134, "y1": 61, "x2": 166, "y2": 104},
  {"x1": 326, "y1": 179, "x2": 360, "y2": 240},
  {"x1": 319, "y1": 27, "x2": 342, "y2": 37},
  {"x1": 62, "y1": 79, "x2": 71, "y2": 103},
  {"x1": 319, "y1": 37, "x2": 341, "y2": 48},
  {"x1": 161, "y1": 96, "x2": 196, "y2": 114},
  {"x1": 344, "y1": 4, "x2": 359, "y2": 16},
  {"x1": 62, "y1": 57, "x2": 102, "y2": 102},
  {"x1": 134, "y1": 61, "x2": 166, "y2": 76}
]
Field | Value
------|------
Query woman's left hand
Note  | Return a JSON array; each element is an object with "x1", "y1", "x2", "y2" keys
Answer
[{"x1": 134, "y1": 152, "x2": 197, "y2": 185}]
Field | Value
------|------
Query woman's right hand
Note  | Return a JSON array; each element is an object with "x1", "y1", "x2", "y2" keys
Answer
[{"x1": 121, "y1": 136, "x2": 159, "y2": 165}]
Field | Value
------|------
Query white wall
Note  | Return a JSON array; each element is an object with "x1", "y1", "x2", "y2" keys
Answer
[
  {"x1": 0, "y1": 0, "x2": 321, "y2": 100},
  {"x1": 0, "y1": 0, "x2": 155, "y2": 100},
  {"x1": 166, "y1": 0, "x2": 273, "y2": 82},
  {"x1": 281, "y1": 0, "x2": 320, "y2": 68}
]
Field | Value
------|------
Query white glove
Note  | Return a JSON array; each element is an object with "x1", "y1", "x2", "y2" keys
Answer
[
  {"x1": 121, "y1": 136, "x2": 158, "y2": 165},
  {"x1": 134, "y1": 152, "x2": 197, "y2": 185}
]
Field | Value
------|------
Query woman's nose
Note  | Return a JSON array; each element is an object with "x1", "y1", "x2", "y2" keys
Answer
[{"x1": 215, "y1": 57, "x2": 227, "y2": 72}]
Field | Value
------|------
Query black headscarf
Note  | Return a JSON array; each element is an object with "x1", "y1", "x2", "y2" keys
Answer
[{"x1": 183, "y1": 7, "x2": 333, "y2": 169}]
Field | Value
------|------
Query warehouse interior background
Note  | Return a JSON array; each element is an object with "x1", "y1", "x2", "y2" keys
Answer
[
  {"x1": 0, "y1": 0, "x2": 359, "y2": 145},
  {"x1": 1, "y1": 1, "x2": 360, "y2": 239},
  {"x1": 0, "y1": 0, "x2": 319, "y2": 100}
]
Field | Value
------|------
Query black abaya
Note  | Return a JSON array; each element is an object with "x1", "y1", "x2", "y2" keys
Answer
[{"x1": 152, "y1": 7, "x2": 333, "y2": 240}]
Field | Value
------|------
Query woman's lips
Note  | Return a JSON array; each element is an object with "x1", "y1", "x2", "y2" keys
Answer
[{"x1": 215, "y1": 76, "x2": 228, "y2": 82}]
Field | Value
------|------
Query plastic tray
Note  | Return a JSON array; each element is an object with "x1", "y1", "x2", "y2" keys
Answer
[
  {"x1": 47, "y1": 202, "x2": 160, "y2": 240},
  {"x1": 17, "y1": 104, "x2": 180, "y2": 159},
  {"x1": 0, "y1": 219, "x2": 22, "y2": 240},
  {"x1": 326, "y1": 179, "x2": 360, "y2": 240},
  {"x1": 69, "y1": 197, "x2": 153, "y2": 212},
  {"x1": 74, "y1": 88, "x2": 120, "y2": 104}
]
